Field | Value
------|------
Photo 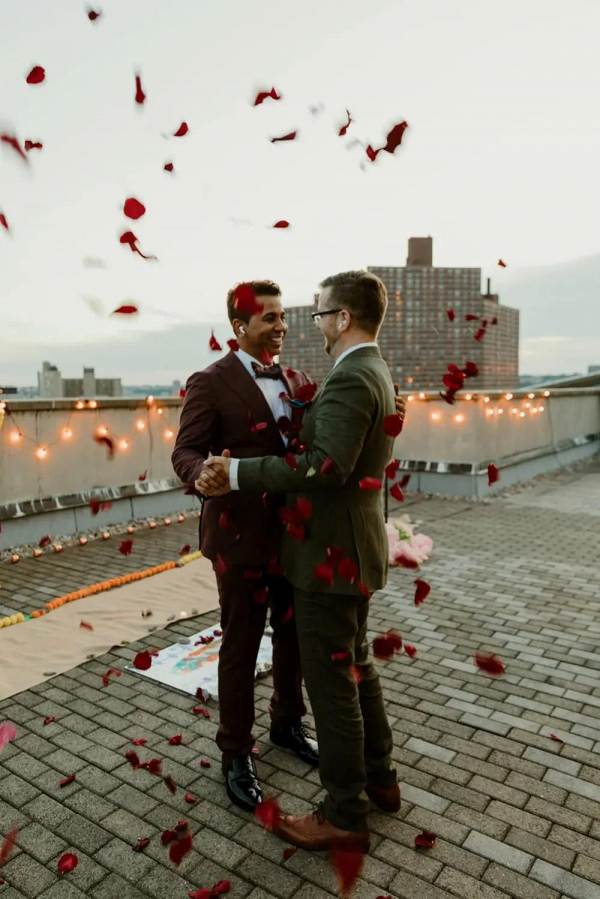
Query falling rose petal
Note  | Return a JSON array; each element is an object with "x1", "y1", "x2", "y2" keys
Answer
[
  {"x1": 161, "y1": 829, "x2": 176, "y2": 845},
  {"x1": 415, "y1": 830, "x2": 437, "y2": 849},
  {"x1": 491, "y1": 316, "x2": 498, "y2": 325},
  {"x1": 385, "y1": 460, "x2": 400, "y2": 480},
  {"x1": 487, "y1": 464, "x2": 499, "y2": 486},
  {"x1": 88, "y1": 8, "x2": 102, "y2": 21},
  {"x1": 164, "y1": 162, "x2": 174, "y2": 172},
  {"x1": 390, "y1": 483, "x2": 404, "y2": 503},
  {"x1": 372, "y1": 631, "x2": 402, "y2": 660},
  {"x1": 338, "y1": 109, "x2": 353, "y2": 136},
  {"x1": 138, "y1": 469, "x2": 148, "y2": 482},
  {"x1": 314, "y1": 562, "x2": 335, "y2": 587},
  {"x1": 357, "y1": 581, "x2": 371, "y2": 599},
  {"x1": 294, "y1": 382, "x2": 318, "y2": 403},
  {"x1": 226, "y1": 338, "x2": 239, "y2": 352},
  {"x1": 134, "y1": 651, "x2": 152, "y2": 671},
  {"x1": 185, "y1": 793, "x2": 196, "y2": 804},
  {"x1": 233, "y1": 283, "x2": 264, "y2": 317},
  {"x1": 119, "y1": 539, "x2": 134, "y2": 556},
  {"x1": 270, "y1": 131, "x2": 297, "y2": 143},
  {"x1": 57, "y1": 853, "x2": 78, "y2": 874},
  {"x1": 349, "y1": 665, "x2": 363, "y2": 685},
  {"x1": 281, "y1": 606, "x2": 293, "y2": 624},
  {"x1": 101, "y1": 668, "x2": 121, "y2": 687},
  {"x1": 134, "y1": 73, "x2": 146, "y2": 105},
  {"x1": 383, "y1": 414, "x2": 403, "y2": 438},
  {"x1": 296, "y1": 497, "x2": 312, "y2": 520},
  {"x1": 212, "y1": 882, "x2": 231, "y2": 896},
  {"x1": 168, "y1": 735, "x2": 183, "y2": 746},
  {"x1": 111, "y1": 303, "x2": 139, "y2": 316},
  {"x1": 189, "y1": 891, "x2": 211, "y2": 899},
  {"x1": 131, "y1": 738, "x2": 148, "y2": 746},
  {"x1": 330, "y1": 849, "x2": 365, "y2": 898},
  {"x1": 284, "y1": 452, "x2": 298, "y2": 470},
  {"x1": 0, "y1": 213, "x2": 8, "y2": 231},
  {"x1": 446, "y1": 309, "x2": 455, "y2": 322},
  {"x1": 60, "y1": 774, "x2": 77, "y2": 787},
  {"x1": 209, "y1": 331, "x2": 222, "y2": 351},
  {"x1": 173, "y1": 122, "x2": 189, "y2": 137},
  {"x1": 0, "y1": 133, "x2": 28, "y2": 162},
  {"x1": 255, "y1": 798, "x2": 281, "y2": 832},
  {"x1": 39, "y1": 534, "x2": 52, "y2": 547},
  {"x1": 338, "y1": 557, "x2": 358, "y2": 584},
  {"x1": 119, "y1": 231, "x2": 157, "y2": 260},
  {"x1": 200, "y1": 759, "x2": 211, "y2": 768},
  {"x1": 465, "y1": 313, "x2": 479, "y2": 322},
  {"x1": 399, "y1": 474, "x2": 411, "y2": 488},
  {"x1": 498, "y1": 259, "x2": 507, "y2": 267},
  {"x1": 253, "y1": 586, "x2": 269, "y2": 604},
  {"x1": 26, "y1": 65, "x2": 46, "y2": 85},
  {"x1": 133, "y1": 837, "x2": 150, "y2": 852},
  {"x1": 123, "y1": 198, "x2": 146, "y2": 220},
  {"x1": 179, "y1": 544, "x2": 191, "y2": 556},
  {"x1": 254, "y1": 86, "x2": 281, "y2": 106},
  {"x1": 272, "y1": 220, "x2": 290, "y2": 229},
  {"x1": 404, "y1": 644, "x2": 417, "y2": 658},
  {"x1": 93, "y1": 434, "x2": 115, "y2": 458},
  {"x1": 44, "y1": 716, "x2": 56, "y2": 725},
  {"x1": 442, "y1": 373, "x2": 464, "y2": 392},
  {"x1": 80, "y1": 621, "x2": 94, "y2": 631},
  {"x1": 169, "y1": 830, "x2": 193, "y2": 867},
  {"x1": 331, "y1": 650, "x2": 351, "y2": 663},
  {"x1": 414, "y1": 578, "x2": 431, "y2": 606},
  {"x1": 462, "y1": 360, "x2": 479, "y2": 378},
  {"x1": 164, "y1": 774, "x2": 177, "y2": 795},
  {"x1": 125, "y1": 750, "x2": 140, "y2": 768},
  {"x1": 474, "y1": 328, "x2": 486, "y2": 342},
  {"x1": 474, "y1": 651, "x2": 505, "y2": 677},
  {"x1": 367, "y1": 120, "x2": 408, "y2": 161},
  {"x1": 24, "y1": 140, "x2": 43, "y2": 151},
  {"x1": 0, "y1": 826, "x2": 18, "y2": 866},
  {"x1": 0, "y1": 722, "x2": 18, "y2": 753},
  {"x1": 550, "y1": 734, "x2": 565, "y2": 743},
  {"x1": 140, "y1": 758, "x2": 162, "y2": 776},
  {"x1": 439, "y1": 390, "x2": 457, "y2": 406},
  {"x1": 215, "y1": 554, "x2": 228, "y2": 577},
  {"x1": 359, "y1": 477, "x2": 382, "y2": 491}
]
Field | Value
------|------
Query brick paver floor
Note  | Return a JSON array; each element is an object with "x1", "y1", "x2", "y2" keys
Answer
[{"x1": 1, "y1": 458, "x2": 600, "y2": 899}]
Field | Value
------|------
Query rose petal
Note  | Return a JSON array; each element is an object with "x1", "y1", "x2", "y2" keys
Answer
[
  {"x1": 385, "y1": 460, "x2": 400, "y2": 480},
  {"x1": 125, "y1": 750, "x2": 140, "y2": 769},
  {"x1": 0, "y1": 133, "x2": 28, "y2": 162},
  {"x1": 131, "y1": 738, "x2": 147, "y2": 746},
  {"x1": 284, "y1": 452, "x2": 298, "y2": 470},
  {"x1": 330, "y1": 849, "x2": 365, "y2": 898},
  {"x1": 93, "y1": 434, "x2": 115, "y2": 458},
  {"x1": 255, "y1": 798, "x2": 281, "y2": 832},
  {"x1": 60, "y1": 774, "x2": 76, "y2": 787},
  {"x1": 331, "y1": 651, "x2": 351, "y2": 662},
  {"x1": 119, "y1": 230, "x2": 157, "y2": 260},
  {"x1": 498, "y1": 259, "x2": 507, "y2": 267},
  {"x1": 0, "y1": 826, "x2": 18, "y2": 867},
  {"x1": 338, "y1": 557, "x2": 358, "y2": 584},
  {"x1": 134, "y1": 73, "x2": 146, "y2": 105},
  {"x1": 43, "y1": 717, "x2": 56, "y2": 725},
  {"x1": 550, "y1": 734, "x2": 565, "y2": 743},
  {"x1": 134, "y1": 651, "x2": 152, "y2": 671},
  {"x1": 359, "y1": 477, "x2": 382, "y2": 491},
  {"x1": 314, "y1": 561, "x2": 335, "y2": 587},
  {"x1": 487, "y1": 464, "x2": 499, "y2": 486},
  {"x1": 133, "y1": 837, "x2": 150, "y2": 852},
  {"x1": 390, "y1": 483, "x2": 404, "y2": 502},
  {"x1": 415, "y1": 830, "x2": 437, "y2": 849},
  {"x1": 39, "y1": 534, "x2": 52, "y2": 547},
  {"x1": 372, "y1": 631, "x2": 402, "y2": 660},
  {"x1": 212, "y1": 881, "x2": 231, "y2": 895},
  {"x1": 57, "y1": 853, "x2": 78, "y2": 873},
  {"x1": 179, "y1": 544, "x2": 191, "y2": 556},
  {"x1": 169, "y1": 735, "x2": 183, "y2": 746},
  {"x1": 474, "y1": 651, "x2": 505, "y2": 677},
  {"x1": 189, "y1": 891, "x2": 212, "y2": 899},
  {"x1": 101, "y1": 668, "x2": 121, "y2": 687},
  {"x1": 404, "y1": 644, "x2": 417, "y2": 658},
  {"x1": 214, "y1": 554, "x2": 228, "y2": 577},
  {"x1": 254, "y1": 87, "x2": 281, "y2": 106},
  {"x1": 349, "y1": 665, "x2": 363, "y2": 684},
  {"x1": 26, "y1": 66, "x2": 46, "y2": 85},
  {"x1": 164, "y1": 774, "x2": 177, "y2": 795},
  {"x1": 270, "y1": 131, "x2": 297, "y2": 143},
  {"x1": 446, "y1": 309, "x2": 455, "y2": 322},
  {"x1": 414, "y1": 578, "x2": 431, "y2": 606},
  {"x1": 0, "y1": 213, "x2": 8, "y2": 230},
  {"x1": 185, "y1": 793, "x2": 196, "y2": 804},
  {"x1": 169, "y1": 830, "x2": 193, "y2": 867},
  {"x1": 173, "y1": 122, "x2": 189, "y2": 137},
  {"x1": 164, "y1": 162, "x2": 174, "y2": 172},
  {"x1": 80, "y1": 621, "x2": 94, "y2": 631},
  {"x1": 209, "y1": 331, "x2": 222, "y2": 351},
  {"x1": 383, "y1": 414, "x2": 403, "y2": 438},
  {"x1": 338, "y1": 109, "x2": 353, "y2": 136}
]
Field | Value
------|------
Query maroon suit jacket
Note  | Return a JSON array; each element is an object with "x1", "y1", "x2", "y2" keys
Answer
[{"x1": 172, "y1": 351, "x2": 314, "y2": 566}]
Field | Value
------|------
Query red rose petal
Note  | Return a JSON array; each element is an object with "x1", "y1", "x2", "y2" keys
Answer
[
  {"x1": 385, "y1": 460, "x2": 400, "y2": 480},
  {"x1": 93, "y1": 434, "x2": 115, "y2": 458},
  {"x1": 250, "y1": 421, "x2": 268, "y2": 433},
  {"x1": 357, "y1": 581, "x2": 371, "y2": 599},
  {"x1": 349, "y1": 665, "x2": 363, "y2": 684},
  {"x1": 284, "y1": 452, "x2": 298, "y2": 470},
  {"x1": 314, "y1": 561, "x2": 335, "y2": 587},
  {"x1": 0, "y1": 133, "x2": 28, "y2": 162},
  {"x1": 0, "y1": 213, "x2": 8, "y2": 231},
  {"x1": 139, "y1": 469, "x2": 148, "y2": 481},
  {"x1": 125, "y1": 750, "x2": 140, "y2": 769},
  {"x1": 253, "y1": 586, "x2": 269, "y2": 604},
  {"x1": 185, "y1": 793, "x2": 196, "y2": 804},
  {"x1": 273, "y1": 220, "x2": 290, "y2": 228},
  {"x1": 383, "y1": 414, "x2": 403, "y2": 438},
  {"x1": 474, "y1": 651, "x2": 505, "y2": 677},
  {"x1": 200, "y1": 760, "x2": 211, "y2": 768},
  {"x1": 414, "y1": 578, "x2": 431, "y2": 606},
  {"x1": 366, "y1": 120, "x2": 408, "y2": 162},
  {"x1": 133, "y1": 651, "x2": 152, "y2": 671},
  {"x1": 255, "y1": 798, "x2": 281, "y2": 832},
  {"x1": 330, "y1": 849, "x2": 365, "y2": 899},
  {"x1": 283, "y1": 846, "x2": 298, "y2": 860},
  {"x1": 372, "y1": 630, "x2": 402, "y2": 660},
  {"x1": 60, "y1": 774, "x2": 76, "y2": 787},
  {"x1": 133, "y1": 837, "x2": 150, "y2": 852},
  {"x1": 465, "y1": 313, "x2": 479, "y2": 322},
  {"x1": 281, "y1": 606, "x2": 293, "y2": 624},
  {"x1": 0, "y1": 826, "x2": 18, "y2": 866},
  {"x1": 169, "y1": 735, "x2": 183, "y2": 746},
  {"x1": 550, "y1": 734, "x2": 565, "y2": 743},
  {"x1": 43, "y1": 717, "x2": 55, "y2": 725},
  {"x1": 57, "y1": 853, "x2": 78, "y2": 873},
  {"x1": 189, "y1": 891, "x2": 212, "y2": 899},
  {"x1": 102, "y1": 668, "x2": 121, "y2": 687},
  {"x1": 134, "y1": 73, "x2": 146, "y2": 105},
  {"x1": 390, "y1": 483, "x2": 404, "y2": 502},
  {"x1": 119, "y1": 539, "x2": 134, "y2": 556},
  {"x1": 111, "y1": 302, "x2": 140, "y2": 317},
  {"x1": 131, "y1": 739, "x2": 147, "y2": 746},
  {"x1": 338, "y1": 557, "x2": 358, "y2": 584},
  {"x1": 404, "y1": 644, "x2": 417, "y2": 658},
  {"x1": 209, "y1": 331, "x2": 222, "y2": 351},
  {"x1": 164, "y1": 162, "x2": 174, "y2": 172},
  {"x1": 254, "y1": 87, "x2": 281, "y2": 106},
  {"x1": 446, "y1": 309, "x2": 455, "y2": 322},
  {"x1": 180, "y1": 541, "x2": 191, "y2": 555},
  {"x1": 80, "y1": 621, "x2": 94, "y2": 631},
  {"x1": 214, "y1": 554, "x2": 228, "y2": 577},
  {"x1": 338, "y1": 109, "x2": 353, "y2": 137},
  {"x1": 212, "y1": 881, "x2": 231, "y2": 895},
  {"x1": 270, "y1": 131, "x2": 297, "y2": 143},
  {"x1": 173, "y1": 122, "x2": 189, "y2": 137},
  {"x1": 359, "y1": 477, "x2": 382, "y2": 491},
  {"x1": 415, "y1": 830, "x2": 437, "y2": 849},
  {"x1": 399, "y1": 474, "x2": 411, "y2": 488},
  {"x1": 233, "y1": 283, "x2": 264, "y2": 316},
  {"x1": 294, "y1": 382, "x2": 318, "y2": 403},
  {"x1": 123, "y1": 198, "x2": 146, "y2": 220},
  {"x1": 161, "y1": 829, "x2": 176, "y2": 845},
  {"x1": 463, "y1": 360, "x2": 479, "y2": 378},
  {"x1": 164, "y1": 774, "x2": 177, "y2": 795},
  {"x1": 226, "y1": 338, "x2": 239, "y2": 352},
  {"x1": 39, "y1": 534, "x2": 52, "y2": 547},
  {"x1": 24, "y1": 140, "x2": 43, "y2": 151},
  {"x1": 331, "y1": 651, "x2": 351, "y2": 662},
  {"x1": 119, "y1": 230, "x2": 157, "y2": 260},
  {"x1": 88, "y1": 9, "x2": 101, "y2": 22},
  {"x1": 169, "y1": 830, "x2": 193, "y2": 867},
  {"x1": 474, "y1": 327, "x2": 486, "y2": 342},
  {"x1": 26, "y1": 66, "x2": 45, "y2": 85},
  {"x1": 498, "y1": 259, "x2": 507, "y2": 267},
  {"x1": 487, "y1": 464, "x2": 499, "y2": 486}
]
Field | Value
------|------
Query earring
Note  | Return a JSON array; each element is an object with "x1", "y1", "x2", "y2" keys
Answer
[{"x1": 239, "y1": 327, "x2": 245, "y2": 336}]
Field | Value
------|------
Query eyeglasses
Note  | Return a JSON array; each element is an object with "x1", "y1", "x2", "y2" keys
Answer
[{"x1": 311, "y1": 309, "x2": 343, "y2": 325}]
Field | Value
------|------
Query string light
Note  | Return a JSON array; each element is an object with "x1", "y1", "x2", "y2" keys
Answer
[
  {"x1": 504, "y1": 393, "x2": 513, "y2": 400},
  {"x1": 75, "y1": 401, "x2": 85, "y2": 410},
  {"x1": 465, "y1": 394, "x2": 472, "y2": 401},
  {"x1": 419, "y1": 392, "x2": 426, "y2": 399},
  {"x1": 164, "y1": 429, "x2": 174, "y2": 440},
  {"x1": 525, "y1": 402, "x2": 531, "y2": 408},
  {"x1": 88, "y1": 400, "x2": 98, "y2": 409},
  {"x1": 147, "y1": 395, "x2": 154, "y2": 405},
  {"x1": 483, "y1": 396, "x2": 490, "y2": 403},
  {"x1": 62, "y1": 428, "x2": 72, "y2": 439},
  {"x1": 97, "y1": 425, "x2": 108, "y2": 436},
  {"x1": 118, "y1": 439, "x2": 129, "y2": 450},
  {"x1": 511, "y1": 408, "x2": 518, "y2": 414},
  {"x1": 539, "y1": 404, "x2": 545, "y2": 411},
  {"x1": 528, "y1": 393, "x2": 535, "y2": 399},
  {"x1": 498, "y1": 409, "x2": 504, "y2": 415},
  {"x1": 407, "y1": 395, "x2": 414, "y2": 402},
  {"x1": 135, "y1": 420, "x2": 145, "y2": 430},
  {"x1": 454, "y1": 414, "x2": 465, "y2": 423},
  {"x1": 431, "y1": 412, "x2": 441, "y2": 421},
  {"x1": 519, "y1": 411, "x2": 526, "y2": 418},
  {"x1": 35, "y1": 446, "x2": 48, "y2": 459},
  {"x1": 486, "y1": 409, "x2": 494, "y2": 416},
  {"x1": 157, "y1": 407, "x2": 163, "y2": 415},
  {"x1": 10, "y1": 430, "x2": 21, "y2": 443},
  {"x1": 543, "y1": 391, "x2": 550, "y2": 397}
]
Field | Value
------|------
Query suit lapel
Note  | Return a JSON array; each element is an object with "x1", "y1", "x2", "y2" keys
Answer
[{"x1": 215, "y1": 352, "x2": 284, "y2": 441}]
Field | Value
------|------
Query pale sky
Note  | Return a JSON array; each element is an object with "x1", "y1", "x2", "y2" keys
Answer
[{"x1": 1, "y1": 0, "x2": 599, "y2": 385}]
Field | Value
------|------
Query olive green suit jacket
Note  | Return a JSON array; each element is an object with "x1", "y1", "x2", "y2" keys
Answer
[{"x1": 237, "y1": 345, "x2": 396, "y2": 595}]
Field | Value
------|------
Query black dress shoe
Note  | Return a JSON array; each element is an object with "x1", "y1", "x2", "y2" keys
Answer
[
  {"x1": 222, "y1": 754, "x2": 263, "y2": 812},
  {"x1": 270, "y1": 723, "x2": 319, "y2": 767}
]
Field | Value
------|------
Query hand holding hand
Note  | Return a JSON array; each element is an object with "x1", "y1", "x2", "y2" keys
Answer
[
  {"x1": 394, "y1": 393, "x2": 406, "y2": 423},
  {"x1": 196, "y1": 450, "x2": 232, "y2": 496}
]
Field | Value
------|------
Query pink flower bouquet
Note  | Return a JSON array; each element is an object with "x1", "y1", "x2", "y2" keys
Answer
[{"x1": 386, "y1": 516, "x2": 433, "y2": 569}]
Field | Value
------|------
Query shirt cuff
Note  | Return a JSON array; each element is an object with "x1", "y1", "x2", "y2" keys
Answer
[{"x1": 229, "y1": 458, "x2": 240, "y2": 491}]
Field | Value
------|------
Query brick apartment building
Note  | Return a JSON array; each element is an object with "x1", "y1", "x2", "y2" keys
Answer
[{"x1": 281, "y1": 237, "x2": 519, "y2": 390}]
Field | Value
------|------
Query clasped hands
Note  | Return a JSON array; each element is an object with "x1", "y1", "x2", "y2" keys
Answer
[{"x1": 196, "y1": 450, "x2": 232, "y2": 496}]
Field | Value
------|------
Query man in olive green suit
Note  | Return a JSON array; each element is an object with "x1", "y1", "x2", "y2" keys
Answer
[{"x1": 199, "y1": 270, "x2": 401, "y2": 852}]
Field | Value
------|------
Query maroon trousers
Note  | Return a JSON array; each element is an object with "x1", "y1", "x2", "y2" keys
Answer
[{"x1": 213, "y1": 564, "x2": 307, "y2": 758}]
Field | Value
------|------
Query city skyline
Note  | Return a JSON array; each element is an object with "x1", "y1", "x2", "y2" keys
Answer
[{"x1": 1, "y1": 0, "x2": 599, "y2": 384}]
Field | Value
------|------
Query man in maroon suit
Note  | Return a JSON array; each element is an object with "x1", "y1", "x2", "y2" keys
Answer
[{"x1": 171, "y1": 280, "x2": 319, "y2": 811}]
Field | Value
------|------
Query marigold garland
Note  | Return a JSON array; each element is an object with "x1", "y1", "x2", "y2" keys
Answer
[{"x1": 45, "y1": 561, "x2": 177, "y2": 610}]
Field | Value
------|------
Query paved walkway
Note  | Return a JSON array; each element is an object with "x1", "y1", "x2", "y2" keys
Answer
[{"x1": 1, "y1": 460, "x2": 600, "y2": 899}]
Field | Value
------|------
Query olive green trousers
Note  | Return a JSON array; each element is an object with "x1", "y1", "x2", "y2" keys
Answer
[{"x1": 294, "y1": 587, "x2": 396, "y2": 831}]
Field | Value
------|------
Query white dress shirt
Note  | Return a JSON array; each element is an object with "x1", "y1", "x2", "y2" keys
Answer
[
  {"x1": 229, "y1": 349, "x2": 288, "y2": 489},
  {"x1": 228, "y1": 343, "x2": 378, "y2": 490}
]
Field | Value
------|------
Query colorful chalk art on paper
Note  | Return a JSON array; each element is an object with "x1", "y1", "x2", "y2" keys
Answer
[{"x1": 127, "y1": 624, "x2": 273, "y2": 700}]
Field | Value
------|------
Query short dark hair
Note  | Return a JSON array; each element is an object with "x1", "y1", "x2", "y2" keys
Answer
[
  {"x1": 319, "y1": 270, "x2": 387, "y2": 332},
  {"x1": 226, "y1": 280, "x2": 282, "y2": 324}
]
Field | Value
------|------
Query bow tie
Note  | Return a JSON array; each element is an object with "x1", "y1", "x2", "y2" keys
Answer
[{"x1": 252, "y1": 361, "x2": 283, "y2": 380}]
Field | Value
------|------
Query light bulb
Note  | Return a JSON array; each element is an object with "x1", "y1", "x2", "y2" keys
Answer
[
  {"x1": 511, "y1": 408, "x2": 518, "y2": 414},
  {"x1": 519, "y1": 411, "x2": 525, "y2": 418},
  {"x1": 504, "y1": 393, "x2": 513, "y2": 400},
  {"x1": 33, "y1": 548, "x2": 42, "y2": 558},
  {"x1": 525, "y1": 402, "x2": 531, "y2": 408},
  {"x1": 75, "y1": 401, "x2": 85, "y2": 409},
  {"x1": 164, "y1": 518, "x2": 172, "y2": 526},
  {"x1": 486, "y1": 409, "x2": 494, "y2": 416},
  {"x1": 35, "y1": 446, "x2": 48, "y2": 459},
  {"x1": 97, "y1": 426, "x2": 108, "y2": 436},
  {"x1": 498, "y1": 408, "x2": 504, "y2": 415},
  {"x1": 164, "y1": 429, "x2": 174, "y2": 439},
  {"x1": 528, "y1": 393, "x2": 535, "y2": 399},
  {"x1": 79, "y1": 536, "x2": 87, "y2": 545},
  {"x1": 62, "y1": 428, "x2": 72, "y2": 439},
  {"x1": 483, "y1": 396, "x2": 490, "y2": 403},
  {"x1": 419, "y1": 392, "x2": 425, "y2": 399},
  {"x1": 431, "y1": 412, "x2": 440, "y2": 421},
  {"x1": 539, "y1": 405, "x2": 545, "y2": 412},
  {"x1": 532, "y1": 408, "x2": 538, "y2": 414},
  {"x1": 88, "y1": 400, "x2": 98, "y2": 409},
  {"x1": 149, "y1": 521, "x2": 157, "y2": 529},
  {"x1": 465, "y1": 394, "x2": 472, "y2": 401},
  {"x1": 147, "y1": 395, "x2": 154, "y2": 405},
  {"x1": 543, "y1": 390, "x2": 550, "y2": 397},
  {"x1": 157, "y1": 408, "x2": 163, "y2": 415},
  {"x1": 454, "y1": 413, "x2": 465, "y2": 423},
  {"x1": 118, "y1": 439, "x2": 129, "y2": 450},
  {"x1": 10, "y1": 430, "x2": 21, "y2": 443},
  {"x1": 135, "y1": 420, "x2": 145, "y2": 430},
  {"x1": 407, "y1": 395, "x2": 414, "y2": 402}
]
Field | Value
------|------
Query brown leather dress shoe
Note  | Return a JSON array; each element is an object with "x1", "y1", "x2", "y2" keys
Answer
[
  {"x1": 278, "y1": 807, "x2": 370, "y2": 853},
  {"x1": 365, "y1": 781, "x2": 401, "y2": 813}
]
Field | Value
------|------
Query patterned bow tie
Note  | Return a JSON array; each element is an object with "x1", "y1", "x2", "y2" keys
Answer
[{"x1": 252, "y1": 361, "x2": 283, "y2": 380}]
